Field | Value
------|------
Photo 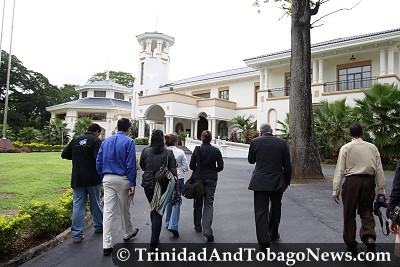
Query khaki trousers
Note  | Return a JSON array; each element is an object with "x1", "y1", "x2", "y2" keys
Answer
[{"x1": 102, "y1": 174, "x2": 133, "y2": 249}]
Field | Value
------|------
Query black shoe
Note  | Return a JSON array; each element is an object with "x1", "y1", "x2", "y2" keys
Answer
[
  {"x1": 259, "y1": 243, "x2": 271, "y2": 252},
  {"x1": 169, "y1": 229, "x2": 179, "y2": 237},
  {"x1": 206, "y1": 235, "x2": 214, "y2": 242},
  {"x1": 73, "y1": 236, "x2": 84, "y2": 243},
  {"x1": 123, "y1": 227, "x2": 139, "y2": 241},
  {"x1": 195, "y1": 226, "x2": 202, "y2": 232},
  {"x1": 149, "y1": 244, "x2": 158, "y2": 253},
  {"x1": 103, "y1": 248, "x2": 113, "y2": 256},
  {"x1": 271, "y1": 233, "x2": 280, "y2": 242},
  {"x1": 366, "y1": 238, "x2": 376, "y2": 253},
  {"x1": 346, "y1": 243, "x2": 358, "y2": 256},
  {"x1": 94, "y1": 228, "x2": 103, "y2": 234}
]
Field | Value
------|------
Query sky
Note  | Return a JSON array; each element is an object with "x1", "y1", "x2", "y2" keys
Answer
[{"x1": 0, "y1": 0, "x2": 399, "y2": 87}]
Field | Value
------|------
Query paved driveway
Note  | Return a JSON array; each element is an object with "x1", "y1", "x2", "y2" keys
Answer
[{"x1": 20, "y1": 157, "x2": 397, "y2": 267}]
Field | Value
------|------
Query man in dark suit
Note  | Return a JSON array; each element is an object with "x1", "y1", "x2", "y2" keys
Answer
[{"x1": 248, "y1": 123, "x2": 291, "y2": 251}]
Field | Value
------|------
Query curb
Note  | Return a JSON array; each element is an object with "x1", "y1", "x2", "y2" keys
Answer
[{"x1": 0, "y1": 215, "x2": 93, "y2": 267}]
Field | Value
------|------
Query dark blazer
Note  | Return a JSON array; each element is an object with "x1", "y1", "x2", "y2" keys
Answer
[
  {"x1": 189, "y1": 143, "x2": 224, "y2": 181},
  {"x1": 387, "y1": 160, "x2": 400, "y2": 218},
  {"x1": 61, "y1": 132, "x2": 102, "y2": 188},
  {"x1": 248, "y1": 133, "x2": 291, "y2": 191}
]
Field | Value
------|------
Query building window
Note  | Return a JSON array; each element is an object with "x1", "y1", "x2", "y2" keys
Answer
[
  {"x1": 78, "y1": 113, "x2": 106, "y2": 121},
  {"x1": 218, "y1": 87, "x2": 229, "y2": 100},
  {"x1": 114, "y1": 92, "x2": 124, "y2": 100},
  {"x1": 337, "y1": 61, "x2": 371, "y2": 90},
  {"x1": 56, "y1": 113, "x2": 66, "y2": 120},
  {"x1": 81, "y1": 91, "x2": 87, "y2": 98},
  {"x1": 284, "y1": 73, "x2": 291, "y2": 96},
  {"x1": 254, "y1": 82, "x2": 260, "y2": 106},
  {"x1": 192, "y1": 90, "x2": 210, "y2": 99},
  {"x1": 94, "y1": 91, "x2": 106, "y2": 98},
  {"x1": 140, "y1": 62, "x2": 144, "y2": 85},
  {"x1": 218, "y1": 121, "x2": 228, "y2": 139}
]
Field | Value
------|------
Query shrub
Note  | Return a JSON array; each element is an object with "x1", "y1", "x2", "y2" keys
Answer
[
  {"x1": 0, "y1": 214, "x2": 30, "y2": 253},
  {"x1": 19, "y1": 201, "x2": 69, "y2": 237},
  {"x1": 12, "y1": 141, "x2": 66, "y2": 152},
  {"x1": 135, "y1": 137, "x2": 149, "y2": 145}
]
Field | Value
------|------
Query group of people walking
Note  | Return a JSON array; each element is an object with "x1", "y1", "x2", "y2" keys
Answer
[{"x1": 62, "y1": 118, "x2": 400, "y2": 257}]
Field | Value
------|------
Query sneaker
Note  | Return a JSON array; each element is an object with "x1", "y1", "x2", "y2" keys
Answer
[
  {"x1": 123, "y1": 227, "x2": 139, "y2": 241},
  {"x1": 73, "y1": 236, "x2": 84, "y2": 243},
  {"x1": 205, "y1": 235, "x2": 214, "y2": 242}
]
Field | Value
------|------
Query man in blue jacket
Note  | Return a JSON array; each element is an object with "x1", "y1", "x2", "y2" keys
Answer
[
  {"x1": 61, "y1": 123, "x2": 103, "y2": 243},
  {"x1": 96, "y1": 118, "x2": 138, "y2": 256},
  {"x1": 248, "y1": 123, "x2": 291, "y2": 251}
]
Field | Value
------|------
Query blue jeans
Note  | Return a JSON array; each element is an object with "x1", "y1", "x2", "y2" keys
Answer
[
  {"x1": 165, "y1": 179, "x2": 184, "y2": 231},
  {"x1": 71, "y1": 184, "x2": 103, "y2": 240}
]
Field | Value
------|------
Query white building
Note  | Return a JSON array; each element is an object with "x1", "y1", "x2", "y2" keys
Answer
[
  {"x1": 46, "y1": 76, "x2": 132, "y2": 139},
  {"x1": 133, "y1": 29, "x2": 400, "y2": 140},
  {"x1": 47, "y1": 28, "x2": 400, "y2": 140}
]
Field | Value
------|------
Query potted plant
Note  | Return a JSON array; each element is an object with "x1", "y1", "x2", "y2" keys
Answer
[{"x1": 179, "y1": 131, "x2": 187, "y2": 147}]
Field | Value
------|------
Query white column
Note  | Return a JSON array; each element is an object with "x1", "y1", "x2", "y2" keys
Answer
[
  {"x1": 146, "y1": 41, "x2": 151, "y2": 53},
  {"x1": 168, "y1": 117, "x2": 174, "y2": 134},
  {"x1": 140, "y1": 41, "x2": 145, "y2": 52},
  {"x1": 380, "y1": 48, "x2": 386, "y2": 76},
  {"x1": 138, "y1": 119, "x2": 144, "y2": 138},
  {"x1": 259, "y1": 69, "x2": 265, "y2": 90},
  {"x1": 318, "y1": 59, "x2": 324, "y2": 83},
  {"x1": 190, "y1": 120, "x2": 195, "y2": 138},
  {"x1": 388, "y1": 47, "x2": 395, "y2": 75},
  {"x1": 194, "y1": 120, "x2": 198, "y2": 139},
  {"x1": 312, "y1": 60, "x2": 318, "y2": 84},
  {"x1": 264, "y1": 69, "x2": 269, "y2": 89},
  {"x1": 149, "y1": 121, "x2": 155, "y2": 134},
  {"x1": 211, "y1": 119, "x2": 217, "y2": 141},
  {"x1": 165, "y1": 116, "x2": 170, "y2": 134},
  {"x1": 157, "y1": 41, "x2": 163, "y2": 54}
]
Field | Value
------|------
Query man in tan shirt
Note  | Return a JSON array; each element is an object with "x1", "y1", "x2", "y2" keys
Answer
[{"x1": 333, "y1": 122, "x2": 386, "y2": 254}]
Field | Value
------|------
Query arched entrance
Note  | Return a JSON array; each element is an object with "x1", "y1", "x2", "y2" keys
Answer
[{"x1": 197, "y1": 115, "x2": 208, "y2": 139}]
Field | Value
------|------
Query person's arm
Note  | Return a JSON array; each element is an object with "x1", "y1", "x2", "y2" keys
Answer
[
  {"x1": 61, "y1": 140, "x2": 73, "y2": 160},
  {"x1": 374, "y1": 149, "x2": 386, "y2": 196},
  {"x1": 248, "y1": 141, "x2": 256, "y2": 164},
  {"x1": 216, "y1": 149, "x2": 224, "y2": 172},
  {"x1": 189, "y1": 147, "x2": 198, "y2": 171},
  {"x1": 283, "y1": 144, "x2": 292, "y2": 187},
  {"x1": 332, "y1": 146, "x2": 346, "y2": 203},
  {"x1": 93, "y1": 139, "x2": 102, "y2": 160},
  {"x1": 180, "y1": 152, "x2": 189, "y2": 173},
  {"x1": 96, "y1": 144, "x2": 104, "y2": 179},
  {"x1": 126, "y1": 140, "x2": 137, "y2": 188}
]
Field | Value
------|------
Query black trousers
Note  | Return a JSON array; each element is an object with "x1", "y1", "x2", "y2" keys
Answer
[
  {"x1": 193, "y1": 179, "x2": 217, "y2": 236},
  {"x1": 144, "y1": 188, "x2": 163, "y2": 246},
  {"x1": 342, "y1": 175, "x2": 376, "y2": 247},
  {"x1": 254, "y1": 190, "x2": 283, "y2": 245}
]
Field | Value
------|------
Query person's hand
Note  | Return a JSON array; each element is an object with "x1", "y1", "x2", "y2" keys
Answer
[
  {"x1": 128, "y1": 186, "x2": 135, "y2": 196},
  {"x1": 389, "y1": 221, "x2": 398, "y2": 234},
  {"x1": 333, "y1": 195, "x2": 340, "y2": 204}
]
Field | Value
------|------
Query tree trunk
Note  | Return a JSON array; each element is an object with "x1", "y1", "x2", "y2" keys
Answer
[{"x1": 289, "y1": 0, "x2": 324, "y2": 179}]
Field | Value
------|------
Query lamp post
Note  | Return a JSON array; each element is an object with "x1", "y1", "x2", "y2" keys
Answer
[{"x1": 2, "y1": 0, "x2": 16, "y2": 140}]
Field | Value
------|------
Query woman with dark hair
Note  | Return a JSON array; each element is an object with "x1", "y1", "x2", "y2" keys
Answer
[
  {"x1": 190, "y1": 130, "x2": 224, "y2": 242},
  {"x1": 164, "y1": 132, "x2": 189, "y2": 237},
  {"x1": 140, "y1": 129, "x2": 178, "y2": 251}
]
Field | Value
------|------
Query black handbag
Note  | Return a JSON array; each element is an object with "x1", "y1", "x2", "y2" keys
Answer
[
  {"x1": 153, "y1": 151, "x2": 171, "y2": 190},
  {"x1": 182, "y1": 146, "x2": 204, "y2": 199}
]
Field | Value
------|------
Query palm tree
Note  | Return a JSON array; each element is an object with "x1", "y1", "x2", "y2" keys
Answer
[
  {"x1": 73, "y1": 118, "x2": 92, "y2": 138},
  {"x1": 276, "y1": 113, "x2": 290, "y2": 140},
  {"x1": 352, "y1": 83, "x2": 400, "y2": 164},
  {"x1": 314, "y1": 99, "x2": 352, "y2": 161},
  {"x1": 229, "y1": 115, "x2": 257, "y2": 143},
  {"x1": 19, "y1": 127, "x2": 42, "y2": 144},
  {"x1": 42, "y1": 119, "x2": 70, "y2": 146}
]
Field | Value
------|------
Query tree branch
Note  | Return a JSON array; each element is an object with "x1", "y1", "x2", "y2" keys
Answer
[{"x1": 311, "y1": 0, "x2": 361, "y2": 28}]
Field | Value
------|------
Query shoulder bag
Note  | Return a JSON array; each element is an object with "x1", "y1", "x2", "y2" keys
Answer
[{"x1": 182, "y1": 146, "x2": 205, "y2": 199}]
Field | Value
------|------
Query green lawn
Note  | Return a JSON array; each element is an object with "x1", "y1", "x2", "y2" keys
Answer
[{"x1": 0, "y1": 152, "x2": 71, "y2": 210}]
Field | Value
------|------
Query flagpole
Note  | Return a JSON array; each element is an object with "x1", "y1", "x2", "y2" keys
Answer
[
  {"x1": 2, "y1": 0, "x2": 16, "y2": 139},
  {"x1": 0, "y1": 0, "x2": 6, "y2": 70}
]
